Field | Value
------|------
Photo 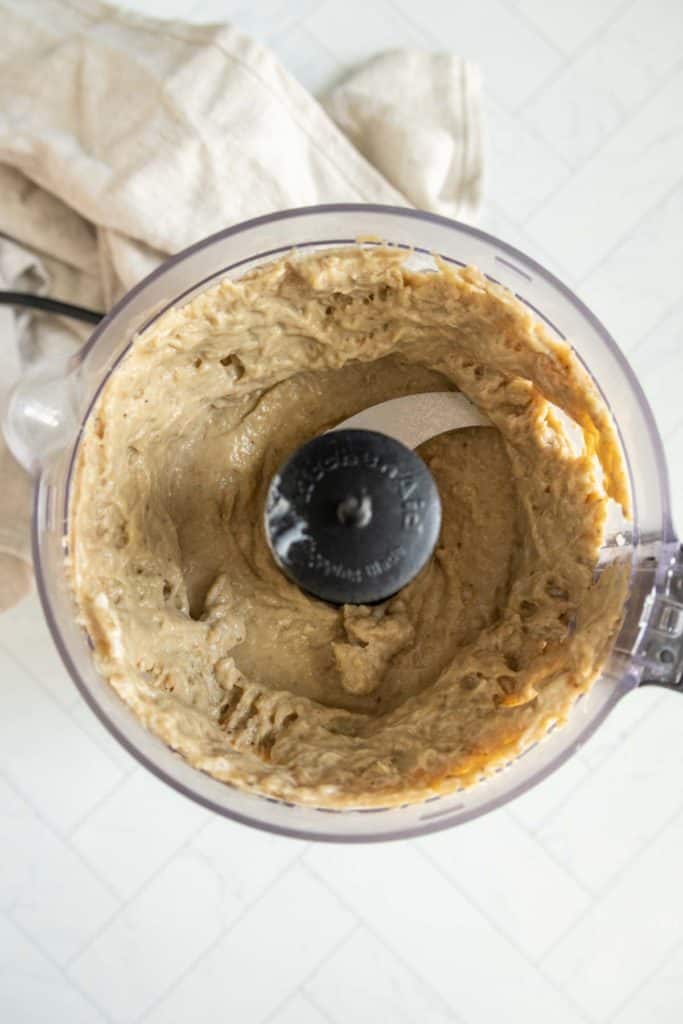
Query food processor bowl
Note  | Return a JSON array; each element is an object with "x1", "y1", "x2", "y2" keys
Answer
[{"x1": 10, "y1": 205, "x2": 682, "y2": 842}]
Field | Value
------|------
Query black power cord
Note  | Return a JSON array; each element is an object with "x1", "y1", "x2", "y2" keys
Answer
[{"x1": 0, "y1": 291, "x2": 104, "y2": 326}]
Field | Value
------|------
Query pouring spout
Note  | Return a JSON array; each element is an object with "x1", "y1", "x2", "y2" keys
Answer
[
  {"x1": 0, "y1": 291, "x2": 103, "y2": 475},
  {"x1": 2, "y1": 356, "x2": 80, "y2": 475}
]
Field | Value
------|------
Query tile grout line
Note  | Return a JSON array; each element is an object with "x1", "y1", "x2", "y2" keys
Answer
[
  {"x1": 505, "y1": 754, "x2": 591, "y2": 836},
  {"x1": 536, "y1": 792, "x2": 683, "y2": 975},
  {"x1": 249, "y1": 0, "x2": 314, "y2": 42},
  {"x1": 64, "y1": 766, "x2": 138, "y2": 841},
  {"x1": 502, "y1": 808, "x2": 595, "y2": 897},
  {"x1": 627, "y1": 294, "x2": 683, "y2": 358},
  {"x1": 523, "y1": 50, "x2": 683, "y2": 176},
  {"x1": 513, "y1": 0, "x2": 636, "y2": 115},
  {"x1": 0, "y1": 640, "x2": 129, "y2": 779},
  {"x1": 291, "y1": 23, "x2": 344, "y2": 91},
  {"x1": 480, "y1": 198, "x2": 578, "y2": 283},
  {"x1": 393, "y1": 0, "x2": 570, "y2": 119},
  {"x1": 664, "y1": 413, "x2": 683, "y2": 444},
  {"x1": 260, "y1": 921, "x2": 361, "y2": 1024},
  {"x1": 499, "y1": 0, "x2": 571, "y2": 60},
  {"x1": 302, "y1": 0, "x2": 437, "y2": 83},
  {"x1": 8, "y1": 913, "x2": 116, "y2": 1024},
  {"x1": 529, "y1": 690, "x2": 670, "y2": 844},
  {"x1": 62, "y1": 813, "x2": 215, "y2": 972},
  {"x1": 604, "y1": 932, "x2": 683, "y2": 1023},
  {"x1": 267, "y1": 2, "x2": 330, "y2": 49},
  {"x1": 521, "y1": 77, "x2": 683, "y2": 241},
  {"x1": 303, "y1": 857, "x2": 467, "y2": 1024},
  {"x1": 574, "y1": 168, "x2": 683, "y2": 288},
  {"x1": 298, "y1": 986, "x2": 337, "y2": 1024},
  {"x1": 280, "y1": 15, "x2": 350, "y2": 95},
  {"x1": 383, "y1": 0, "x2": 448, "y2": 50},
  {"x1": 415, "y1": 843, "x2": 594, "y2": 1023},
  {"x1": 135, "y1": 847, "x2": 313, "y2": 1024},
  {"x1": 1, "y1": 769, "x2": 124, "y2": 904},
  {"x1": 487, "y1": 93, "x2": 574, "y2": 173}
]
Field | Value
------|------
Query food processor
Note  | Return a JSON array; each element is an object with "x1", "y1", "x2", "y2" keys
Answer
[{"x1": 4, "y1": 204, "x2": 681, "y2": 842}]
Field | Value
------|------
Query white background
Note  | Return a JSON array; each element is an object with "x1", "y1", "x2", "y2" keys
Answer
[{"x1": 2, "y1": 1, "x2": 683, "y2": 1022}]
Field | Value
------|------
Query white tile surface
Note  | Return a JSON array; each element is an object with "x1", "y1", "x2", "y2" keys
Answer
[
  {"x1": 67, "y1": 698, "x2": 139, "y2": 775},
  {"x1": 577, "y1": 178, "x2": 683, "y2": 353},
  {"x1": 486, "y1": 99, "x2": 571, "y2": 221},
  {"x1": 629, "y1": 297, "x2": 683, "y2": 443},
  {"x1": 70, "y1": 769, "x2": 209, "y2": 900},
  {"x1": 541, "y1": 806, "x2": 683, "y2": 1019},
  {"x1": 304, "y1": 0, "x2": 431, "y2": 70},
  {"x1": 418, "y1": 810, "x2": 590, "y2": 959},
  {"x1": 2, "y1": 1, "x2": 683, "y2": 1023},
  {"x1": 0, "y1": 648, "x2": 123, "y2": 835},
  {"x1": 69, "y1": 849, "x2": 226, "y2": 1021},
  {"x1": 611, "y1": 938, "x2": 683, "y2": 1024},
  {"x1": 393, "y1": 0, "x2": 564, "y2": 109},
  {"x1": 534, "y1": 691, "x2": 683, "y2": 893},
  {"x1": 522, "y1": 0, "x2": 683, "y2": 166},
  {"x1": 187, "y1": 815, "x2": 305, "y2": 911},
  {"x1": 270, "y1": 990, "x2": 331, "y2": 1024},
  {"x1": 190, "y1": 0, "x2": 320, "y2": 43},
  {"x1": 0, "y1": 591, "x2": 80, "y2": 709},
  {"x1": 0, "y1": 915, "x2": 106, "y2": 1024},
  {"x1": 143, "y1": 863, "x2": 355, "y2": 1023},
  {"x1": 267, "y1": 24, "x2": 338, "y2": 95},
  {"x1": 525, "y1": 64, "x2": 683, "y2": 278},
  {"x1": 305, "y1": 925, "x2": 459, "y2": 1023},
  {"x1": 305, "y1": 843, "x2": 584, "y2": 1022},
  {"x1": 513, "y1": 0, "x2": 626, "y2": 55},
  {"x1": 0, "y1": 779, "x2": 118, "y2": 967}
]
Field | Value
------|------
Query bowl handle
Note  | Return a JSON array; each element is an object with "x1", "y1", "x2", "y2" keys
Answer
[{"x1": 635, "y1": 544, "x2": 683, "y2": 691}]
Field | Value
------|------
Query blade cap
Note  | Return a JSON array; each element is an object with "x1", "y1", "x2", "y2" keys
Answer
[{"x1": 265, "y1": 428, "x2": 441, "y2": 604}]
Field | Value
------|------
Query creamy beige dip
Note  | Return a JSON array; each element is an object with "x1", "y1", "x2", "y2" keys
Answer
[{"x1": 69, "y1": 248, "x2": 629, "y2": 807}]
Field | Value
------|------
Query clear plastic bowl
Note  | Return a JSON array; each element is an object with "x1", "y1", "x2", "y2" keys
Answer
[{"x1": 19, "y1": 205, "x2": 680, "y2": 841}]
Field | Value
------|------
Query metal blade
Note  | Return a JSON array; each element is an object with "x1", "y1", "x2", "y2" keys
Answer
[{"x1": 330, "y1": 391, "x2": 491, "y2": 450}]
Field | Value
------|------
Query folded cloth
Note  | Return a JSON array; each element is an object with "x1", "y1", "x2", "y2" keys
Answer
[{"x1": 0, "y1": 0, "x2": 483, "y2": 612}]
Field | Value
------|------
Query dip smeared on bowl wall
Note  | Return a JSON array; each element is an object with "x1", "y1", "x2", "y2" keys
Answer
[{"x1": 68, "y1": 247, "x2": 629, "y2": 807}]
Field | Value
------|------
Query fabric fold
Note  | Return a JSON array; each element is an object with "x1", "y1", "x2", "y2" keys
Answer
[{"x1": 0, "y1": 0, "x2": 483, "y2": 610}]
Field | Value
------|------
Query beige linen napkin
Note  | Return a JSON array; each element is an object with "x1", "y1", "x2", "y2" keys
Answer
[{"x1": 0, "y1": 0, "x2": 483, "y2": 611}]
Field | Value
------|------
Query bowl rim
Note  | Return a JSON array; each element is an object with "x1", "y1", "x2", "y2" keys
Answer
[{"x1": 32, "y1": 203, "x2": 672, "y2": 842}]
